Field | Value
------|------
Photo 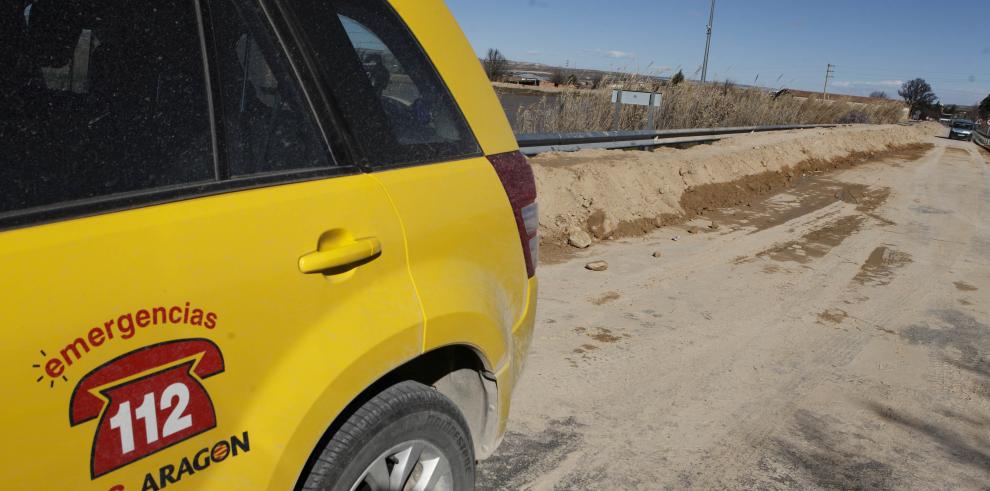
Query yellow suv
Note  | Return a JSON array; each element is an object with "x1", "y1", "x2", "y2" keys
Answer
[{"x1": 0, "y1": 0, "x2": 537, "y2": 489}]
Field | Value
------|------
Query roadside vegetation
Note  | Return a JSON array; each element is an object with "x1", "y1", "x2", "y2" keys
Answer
[
  {"x1": 898, "y1": 78, "x2": 938, "y2": 119},
  {"x1": 483, "y1": 48, "x2": 508, "y2": 82},
  {"x1": 894, "y1": 79, "x2": 987, "y2": 124},
  {"x1": 510, "y1": 74, "x2": 906, "y2": 133}
]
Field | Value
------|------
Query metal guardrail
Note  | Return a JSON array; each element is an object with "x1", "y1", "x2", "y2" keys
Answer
[
  {"x1": 974, "y1": 126, "x2": 990, "y2": 151},
  {"x1": 516, "y1": 124, "x2": 838, "y2": 155}
]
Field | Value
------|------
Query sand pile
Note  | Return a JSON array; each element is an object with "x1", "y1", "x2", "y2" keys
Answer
[{"x1": 532, "y1": 123, "x2": 940, "y2": 246}]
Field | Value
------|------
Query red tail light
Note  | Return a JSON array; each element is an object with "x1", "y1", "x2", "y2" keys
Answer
[{"x1": 488, "y1": 151, "x2": 538, "y2": 277}]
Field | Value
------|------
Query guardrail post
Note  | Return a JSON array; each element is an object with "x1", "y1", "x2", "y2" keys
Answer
[
  {"x1": 613, "y1": 90, "x2": 623, "y2": 131},
  {"x1": 974, "y1": 127, "x2": 990, "y2": 151},
  {"x1": 647, "y1": 93, "x2": 656, "y2": 130}
]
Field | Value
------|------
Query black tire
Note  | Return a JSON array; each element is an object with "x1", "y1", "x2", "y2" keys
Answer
[{"x1": 301, "y1": 381, "x2": 475, "y2": 491}]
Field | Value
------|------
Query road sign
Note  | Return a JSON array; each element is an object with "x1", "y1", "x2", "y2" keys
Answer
[
  {"x1": 611, "y1": 90, "x2": 662, "y2": 130},
  {"x1": 611, "y1": 90, "x2": 662, "y2": 107}
]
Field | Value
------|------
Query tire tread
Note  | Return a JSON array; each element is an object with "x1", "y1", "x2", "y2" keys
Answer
[{"x1": 301, "y1": 381, "x2": 474, "y2": 490}]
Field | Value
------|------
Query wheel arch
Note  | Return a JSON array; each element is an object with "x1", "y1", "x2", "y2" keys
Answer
[{"x1": 291, "y1": 344, "x2": 499, "y2": 491}]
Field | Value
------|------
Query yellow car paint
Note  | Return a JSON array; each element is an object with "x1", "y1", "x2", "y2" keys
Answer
[
  {"x1": 1, "y1": 174, "x2": 430, "y2": 490},
  {"x1": 0, "y1": 0, "x2": 535, "y2": 489}
]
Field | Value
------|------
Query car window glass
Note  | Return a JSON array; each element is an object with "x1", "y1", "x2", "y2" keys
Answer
[
  {"x1": 292, "y1": 0, "x2": 479, "y2": 167},
  {"x1": 336, "y1": 13, "x2": 463, "y2": 147},
  {"x1": 210, "y1": 0, "x2": 331, "y2": 176},
  {"x1": 0, "y1": 0, "x2": 214, "y2": 214}
]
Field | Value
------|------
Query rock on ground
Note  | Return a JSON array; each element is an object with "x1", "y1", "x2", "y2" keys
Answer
[{"x1": 567, "y1": 230, "x2": 592, "y2": 249}]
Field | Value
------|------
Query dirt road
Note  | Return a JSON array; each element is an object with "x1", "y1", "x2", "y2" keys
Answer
[{"x1": 478, "y1": 136, "x2": 990, "y2": 489}]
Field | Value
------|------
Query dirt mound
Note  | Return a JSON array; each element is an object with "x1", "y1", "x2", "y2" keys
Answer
[
  {"x1": 679, "y1": 143, "x2": 931, "y2": 217},
  {"x1": 532, "y1": 123, "x2": 940, "y2": 248}
]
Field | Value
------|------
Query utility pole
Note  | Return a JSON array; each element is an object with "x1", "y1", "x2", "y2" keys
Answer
[
  {"x1": 701, "y1": 0, "x2": 715, "y2": 83},
  {"x1": 822, "y1": 64, "x2": 834, "y2": 100}
]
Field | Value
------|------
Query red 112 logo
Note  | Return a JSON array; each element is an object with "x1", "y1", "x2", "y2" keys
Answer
[{"x1": 69, "y1": 339, "x2": 225, "y2": 478}]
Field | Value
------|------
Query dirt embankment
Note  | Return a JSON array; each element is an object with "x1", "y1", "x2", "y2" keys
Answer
[{"x1": 532, "y1": 123, "x2": 940, "y2": 248}]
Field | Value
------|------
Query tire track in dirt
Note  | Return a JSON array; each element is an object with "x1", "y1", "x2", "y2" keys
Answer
[{"x1": 684, "y1": 142, "x2": 988, "y2": 489}]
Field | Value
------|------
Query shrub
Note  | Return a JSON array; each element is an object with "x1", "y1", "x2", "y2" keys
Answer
[
  {"x1": 837, "y1": 111, "x2": 870, "y2": 124},
  {"x1": 511, "y1": 73, "x2": 905, "y2": 133}
]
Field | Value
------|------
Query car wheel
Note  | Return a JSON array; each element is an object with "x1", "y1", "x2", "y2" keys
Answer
[{"x1": 301, "y1": 381, "x2": 475, "y2": 491}]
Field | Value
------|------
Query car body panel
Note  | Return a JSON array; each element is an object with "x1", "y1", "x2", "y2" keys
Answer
[
  {"x1": 0, "y1": 175, "x2": 426, "y2": 490},
  {"x1": 371, "y1": 159, "x2": 529, "y2": 374},
  {"x1": 496, "y1": 276, "x2": 538, "y2": 439},
  {"x1": 0, "y1": 0, "x2": 535, "y2": 489},
  {"x1": 949, "y1": 120, "x2": 974, "y2": 139},
  {"x1": 374, "y1": 0, "x2": 536, "y2": 439}
]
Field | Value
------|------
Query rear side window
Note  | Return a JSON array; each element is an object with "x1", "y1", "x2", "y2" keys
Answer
[
  {"x1": 0, "y1": 0, "x2": 214, "y2": 213},
  {"x1": 209, "y1": 0, "x2": 331, "y2": 176},
  {"x1": 292, "y1": 0, "x2": 479, "y2": 167}
]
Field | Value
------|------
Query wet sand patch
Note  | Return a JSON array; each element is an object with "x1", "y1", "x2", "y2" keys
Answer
[
  {"x1": 853, "y1": 247, "x2": 913, "y2": 286},
  {"x1": 590, "y1": 291, "x2": 622, "y2": 305},
  {"x1": 759, "y1": 215, "x2": 865, "y2": 264},
  {"x1": 818, "y1": 308, "x2": 849, "y2": 325},
  {"x1": 953, "y1": 281, "x2": 978, "y2": 292},
  {"x1": 679, "y1": 144, "x2": 929, "y2": 220},
  {"x1": 589, "y1": 327, "x2": 624, "y2": 343}
]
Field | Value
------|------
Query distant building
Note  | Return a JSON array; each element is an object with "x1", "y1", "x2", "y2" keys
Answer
[{"x1": 505, "y1": 71, "x2": 550, "y2": 86}]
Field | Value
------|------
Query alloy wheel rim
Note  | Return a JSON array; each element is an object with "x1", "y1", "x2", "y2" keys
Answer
[{"x1": 350, "y1": 440, "x2": 453, "y2": 491}]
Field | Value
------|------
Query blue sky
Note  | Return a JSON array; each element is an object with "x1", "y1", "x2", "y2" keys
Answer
[{"x1": 445, "y1": 0, "x2": 990, "y2": 105}]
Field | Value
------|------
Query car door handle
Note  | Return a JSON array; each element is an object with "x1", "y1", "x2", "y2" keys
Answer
[{"x1": 298, "y1": 237, "x2": 382, "y2": 274}]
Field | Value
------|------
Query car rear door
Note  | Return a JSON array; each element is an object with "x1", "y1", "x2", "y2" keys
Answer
[
  {"x1": 284, "y1": 2, "x2": 536, "y2": 454},
  {"x1": 0, "y1": 1, "x2": 423, "y2": 489}
]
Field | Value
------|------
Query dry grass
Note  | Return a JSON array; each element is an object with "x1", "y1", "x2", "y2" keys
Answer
[{"x1": 511, "y1": 76, "x2": 906, "y2": 133}]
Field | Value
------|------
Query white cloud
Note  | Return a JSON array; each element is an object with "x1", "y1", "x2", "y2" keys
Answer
[
  {"x1": 832, "y1": 79, "x2": 903, "y2": 88},
  {"x1": 605, "y1": 50, "x2": 636, "y2": 59},
  {"x1": 588, "y1": 49, "x2": 636, "y2": 59}
]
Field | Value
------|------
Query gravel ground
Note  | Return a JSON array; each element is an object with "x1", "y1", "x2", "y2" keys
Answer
[{"x1": 478, "y1": 136, "x2": 990, "y2": 490}]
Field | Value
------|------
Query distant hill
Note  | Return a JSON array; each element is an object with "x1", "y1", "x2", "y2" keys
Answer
[
  {"x1": 503, "y1": 60, "x2": 667, "y2": 85},
  {"x1": 784, "y1": 88, "x2": 902, "y2": 105},
  {"x1": 500, "y1": 60, "x2": 899, "y2": 104}
]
